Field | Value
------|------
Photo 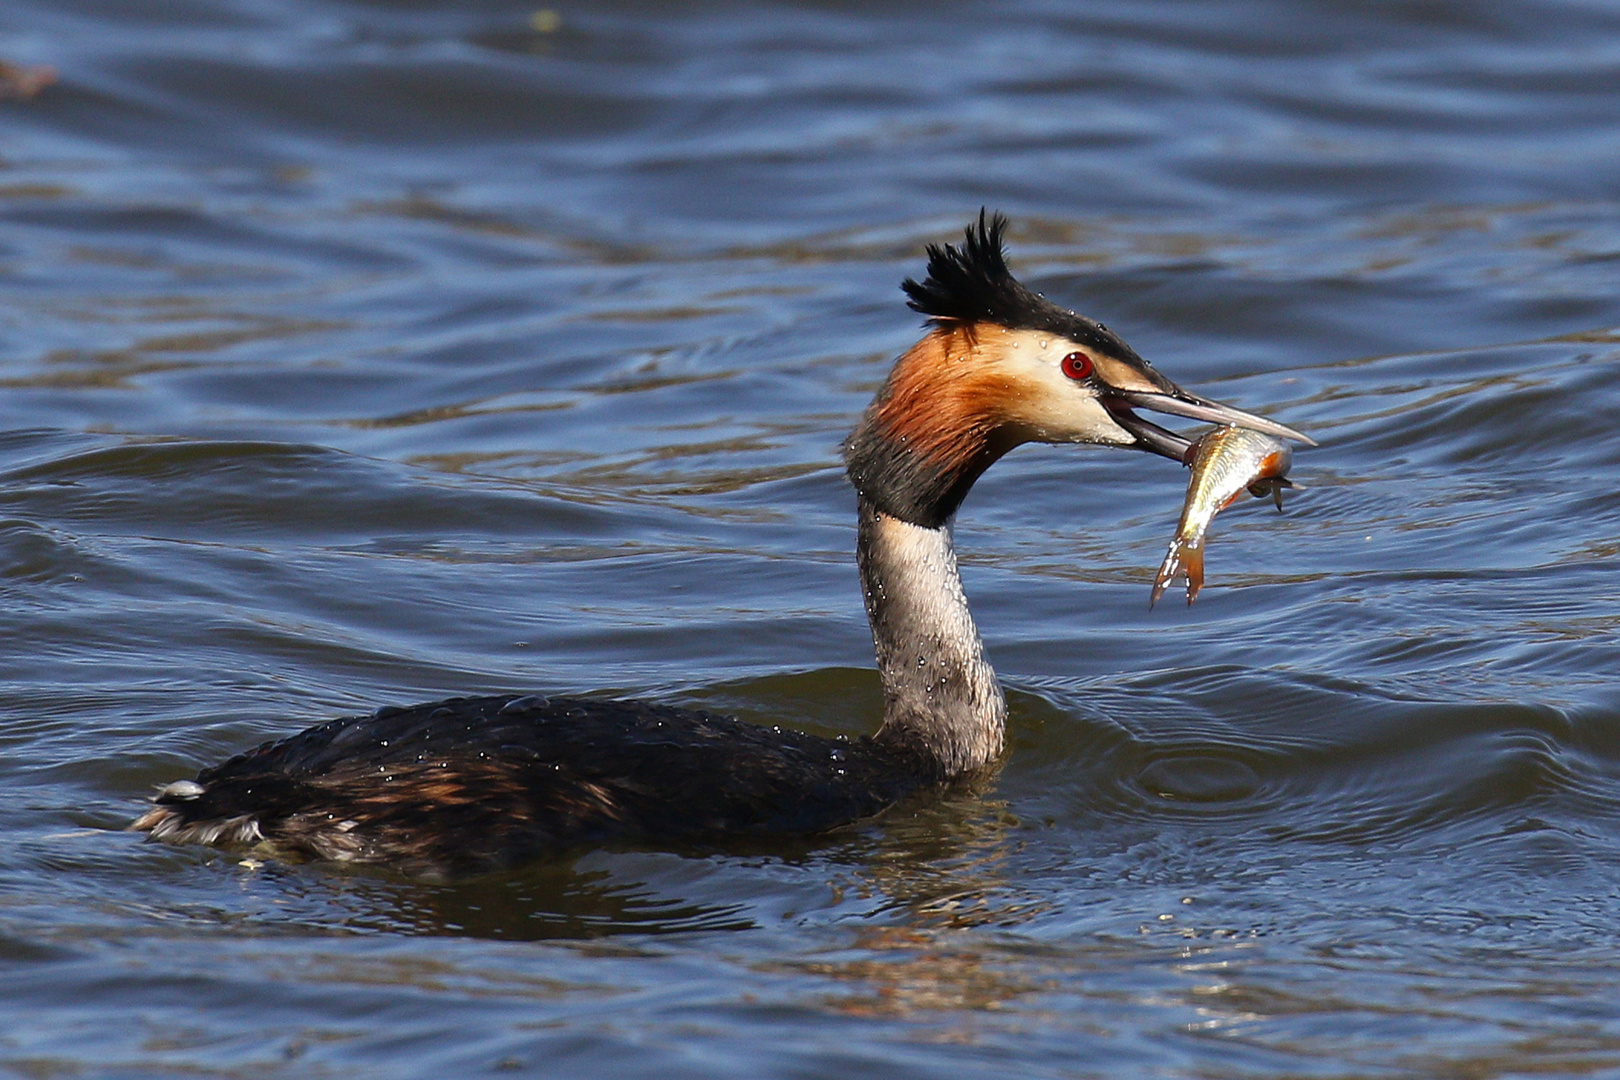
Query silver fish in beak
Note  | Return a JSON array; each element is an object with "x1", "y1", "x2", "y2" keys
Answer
[{"x1": 1150, "y1": 426, "x2": 1298, "y2": 607}]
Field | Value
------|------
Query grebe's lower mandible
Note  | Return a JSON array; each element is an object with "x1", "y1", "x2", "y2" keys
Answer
[{"x1": 132, "y1": 212, "x2": 1312, "y2": 877}]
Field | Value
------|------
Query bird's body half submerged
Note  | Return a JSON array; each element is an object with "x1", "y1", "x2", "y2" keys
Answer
[
  {"x1": 134, "y1": 694, "x2": 927, "y2": 878},
  {"x1": 132, "y1": 212, "x2": 1312, "y2": 876}
]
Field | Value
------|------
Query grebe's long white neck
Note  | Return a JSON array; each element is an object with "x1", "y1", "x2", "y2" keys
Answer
[{"x1": 856, "y1": 495, "x2": 1005, "y2": 777}]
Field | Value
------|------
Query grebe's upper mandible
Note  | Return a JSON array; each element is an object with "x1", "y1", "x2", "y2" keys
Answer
[{"x1": 132, "y1": 211, "x2": 1311, "y2": 877}]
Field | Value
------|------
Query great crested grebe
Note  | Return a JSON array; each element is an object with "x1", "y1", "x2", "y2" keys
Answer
[{"x1": 132, "y1": 212, "x2": 1311, "y2": 876}]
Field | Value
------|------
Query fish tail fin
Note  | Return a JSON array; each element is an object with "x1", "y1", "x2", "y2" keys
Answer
[
  {"x1": 1152, "y1": 538, "x2": 1205, "y2": 609},
  {"x1": 1150, "y1": 543, "x2": 1181, "y2": 610},
  {"x1": 1184, "y1": 542, "x2": 1205, "y2": 605}
]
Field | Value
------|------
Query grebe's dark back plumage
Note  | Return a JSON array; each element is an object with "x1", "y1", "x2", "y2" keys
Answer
[
  {"x1": 133, "y1": 212, "x2": 1312, "y2": 876},
  {"x1": 139, "y1": 695, "x2": 926, "y2": 877}
]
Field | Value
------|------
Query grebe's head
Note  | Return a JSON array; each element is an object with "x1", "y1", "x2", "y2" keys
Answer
[{"x1": 844, "y1": 210, "x2": 1312, "y2": 528}]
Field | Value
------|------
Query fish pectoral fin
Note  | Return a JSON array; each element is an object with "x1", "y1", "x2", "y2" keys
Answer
[{"x1": 1247, "y1": 476, "x2": 1298, "y2": 510}]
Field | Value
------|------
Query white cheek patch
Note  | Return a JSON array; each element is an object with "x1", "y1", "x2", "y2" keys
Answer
[{"x1": 990, "y1": 345, "x2": 1133, "y2": 444}]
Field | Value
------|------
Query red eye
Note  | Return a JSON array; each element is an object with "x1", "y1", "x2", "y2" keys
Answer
[{"x1": 1061, "y1": 351, "x2": 1093, "y2": 380}]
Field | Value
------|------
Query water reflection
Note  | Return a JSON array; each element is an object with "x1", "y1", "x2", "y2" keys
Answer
[
  {"x1": 328, "y1": 861, "x2": 758, "y2": 940},
  {"x1": 787, "y1": 925, "x2": 1045, "y2": 1020},
  {"x1": 258, "y1": 783, "x2": 1040, "y2": 941}
]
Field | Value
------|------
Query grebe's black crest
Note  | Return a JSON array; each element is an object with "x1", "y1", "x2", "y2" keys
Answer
[
  {"x1": 901, "y1": 210, "x2": 1024, "y2": 325},
  {"x1": 902, "y1": 209, "x2": 1143, "y2": 361}
]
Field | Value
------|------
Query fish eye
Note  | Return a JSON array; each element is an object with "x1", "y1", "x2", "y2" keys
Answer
[{"x1": 1060, "y1": 351, "x2": 1093, "y2": 380}]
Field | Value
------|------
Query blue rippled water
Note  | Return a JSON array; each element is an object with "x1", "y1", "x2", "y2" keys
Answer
[{"x1": 3, "y1": 1, "x2": 1620, "y2": 1077}]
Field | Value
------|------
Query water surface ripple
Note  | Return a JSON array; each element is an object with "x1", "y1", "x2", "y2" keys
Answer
[{"x1": 3, "y1": 1, "x2": 1620, "y2": 1077}]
